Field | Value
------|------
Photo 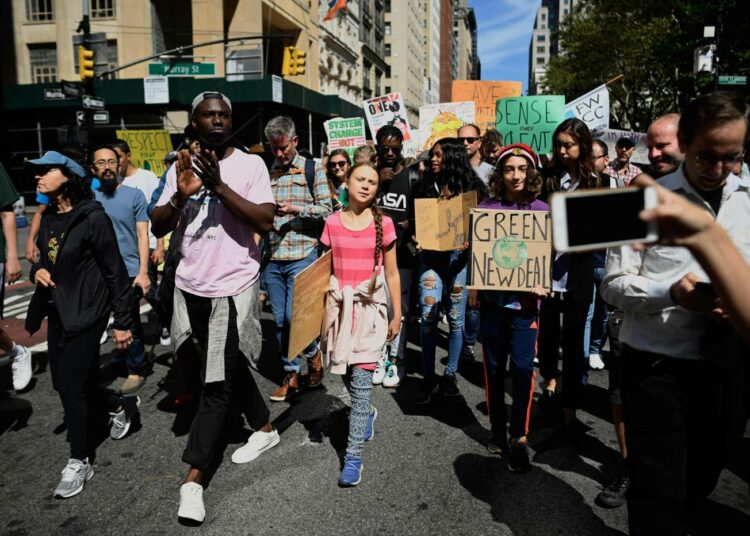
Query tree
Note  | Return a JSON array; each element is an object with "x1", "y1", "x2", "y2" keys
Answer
[{"x1": 543, "y1": 0, "x2": 749, "y2": 131}]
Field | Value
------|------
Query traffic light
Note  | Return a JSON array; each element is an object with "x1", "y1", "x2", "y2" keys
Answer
[
  {"x1": 281, "y1": 46, "x2": 306, "y2": 76},
  {"x1": 78, "y1": 45, "x2": 95, "y2": 80}
]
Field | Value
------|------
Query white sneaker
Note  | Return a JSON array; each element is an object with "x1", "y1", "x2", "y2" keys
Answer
[
  {"x1": 382, "y1": 361, "x2": 401, "y2": 388},
  {"x1": 11, "y1": 346, "x2": 32, "y2": 391},
  {"x1": 231, "y1": 428, "x2": 280, "y2": 464},
  {"x1": 160, "y1": 327, "x2": 172, "y2": 346},
  {"x1": 109, "y1": 396, "x2": 140, "y2": 440},
  {"x1": 178, "y1": 482, "x2": 205, "y2": 523},
  {"x1": 54, "y1": 458, "x2": 93, "y2": 499},
  {"x1": 372, "y1": 357, "x2": 387, "y2": 385},
  {"x1": 589, "y1": 353, "x2": 605, "y2": 370}
]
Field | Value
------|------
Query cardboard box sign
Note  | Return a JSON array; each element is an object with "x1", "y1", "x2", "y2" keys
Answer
[
  {"x1": 288, "y1": 251, "x2": 331, "y2": 360},
  {"x1": 414, "y1": 191, "x2": 477, "y2": 251},
  {"x1": 467, "y1": 208, "x2": 552, "y2": 292}
]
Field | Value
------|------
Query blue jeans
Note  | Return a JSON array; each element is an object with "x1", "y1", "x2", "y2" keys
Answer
[
  {"x1": 265, "y1": 249, "x2": 319, "y2": 373},
  {"x1": 586, "y1": 267, "x2": 609, "y2": 356},
  {"x1": 464, "y1": 307, "x2": 480, "y2": 347},
  {"x1": 419, "y1": 250, "x2": 468, "y2": 381}
]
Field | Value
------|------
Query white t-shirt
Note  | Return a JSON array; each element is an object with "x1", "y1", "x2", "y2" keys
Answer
[
  {"x1": 123, "y1": 168, "x2": 160, "y2": 249},
  {"x1": 155, "y1": 149, "x2": 275, "y2": 298}
]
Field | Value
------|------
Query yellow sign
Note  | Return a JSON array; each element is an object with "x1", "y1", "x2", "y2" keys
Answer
[
  {"x1": 467, "y1": 209, "x2": 551, "y2": 291},
  {"x1": 415, "y1": 192, "x2": 477, "y2": 251},
  {"x1": 115, "y1": 129, "x2": 173, "y2": 176}
]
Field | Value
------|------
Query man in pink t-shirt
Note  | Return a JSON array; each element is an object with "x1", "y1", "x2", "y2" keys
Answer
[{"x1": 151, "y1": 91, "x2": 279, "y2": 525}]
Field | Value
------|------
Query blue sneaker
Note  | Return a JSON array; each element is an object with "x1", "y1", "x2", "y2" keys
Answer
[
  {"x1": 364, "y1": 406, "x2": 377, "y2": 442},
  {"x1": 338, "y1": 455, "x2": 363, "y2": 487}
]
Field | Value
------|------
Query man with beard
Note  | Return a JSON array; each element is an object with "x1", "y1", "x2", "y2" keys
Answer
[
  {"x1": 92, "y1": 145, "x2": 150, "y2": 395},
  {"x1": 151, "y1": 92, "x2": 277, "y2": 524},
  {"x1": 602, "y1": 92, "x2": 750, "y2": 535},
  {"x1": 605, "y1": 136, "x2": 642, "y2": 187}
]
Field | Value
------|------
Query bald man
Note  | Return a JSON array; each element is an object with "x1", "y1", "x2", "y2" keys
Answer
[{"x1": 646, "y1": 113, "x2": 684, "y2": 178}]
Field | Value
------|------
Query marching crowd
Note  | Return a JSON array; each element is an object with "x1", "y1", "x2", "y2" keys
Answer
[{"x1": 2, "y1": 89, "x2": 749, "y2": 535}]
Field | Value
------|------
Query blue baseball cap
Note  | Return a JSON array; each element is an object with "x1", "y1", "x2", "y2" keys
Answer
[{"x1": 25, "y1": 151, "x2": 88, "y2": 179}]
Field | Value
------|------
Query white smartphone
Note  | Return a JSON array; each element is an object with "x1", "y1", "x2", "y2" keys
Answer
[{"x1": 550, "y1": 187, "x2": 658, "y2": 252}]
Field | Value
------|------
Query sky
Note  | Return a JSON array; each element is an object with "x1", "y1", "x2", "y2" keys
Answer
[{"x1": 469, "y1": 0, "x2": 539, "y2": 94}]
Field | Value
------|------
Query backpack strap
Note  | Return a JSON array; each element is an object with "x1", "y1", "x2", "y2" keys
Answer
[{"x1": 304, "y1": 158, "x2": 316, "y2": 200}]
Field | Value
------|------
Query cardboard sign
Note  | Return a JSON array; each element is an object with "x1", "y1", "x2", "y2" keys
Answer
[
  {"x1": 565, "y1": 84, "x2": 609, "y2": 133},
  {"x1": 115, "y1": 129, "x2": 173, "y2": 176},
  {"x1": 324, "y1": 117, "x2": 367, "y2": 159},
  {"x1": 468, "y1": 209, "x2": 552, "y2": 291},
  {"x1": 418, "y1": 101, "x2": 475, "y2": 151},
  {"x1": 495, "y1": 95, "x2": 565, "y2": 155},
  {"x1": 601, "y1": 129, "x2": 649, "y2": 165},
  {"x1": 415, "y1": 191, "x2": 477, "y2": 251},
  {"x1": 451, "y1": 80, "x2": 522, "y2": 133},
  {"x1": 288, "y1": 251, "x2": 332, "y2": 361},
  {"x1": 363, "y1": 92, "x2": 412, "y2": 142}
]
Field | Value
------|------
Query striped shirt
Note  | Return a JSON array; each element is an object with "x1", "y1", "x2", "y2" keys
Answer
[
  {"x1": 267, "y1": 153, "x2": 333, "y2": 261},
  {"x1": 320, "y1": 211, "x2": 396, "y2": 289}
]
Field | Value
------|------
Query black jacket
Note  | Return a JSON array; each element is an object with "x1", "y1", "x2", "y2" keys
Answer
[{"x1": 26, "y1": 199, "x2": 134, "y2": 336}]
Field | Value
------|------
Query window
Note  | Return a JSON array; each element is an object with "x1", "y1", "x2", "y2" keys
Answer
[
  {"x1": 537, "y1": 34, "x2": 545, "y2": 41},
  {"x1": 25, "y1": 0, "x2": 54, "y2": 22},
  {"x1": 536, "y1": 57, "x2": 545, "y2": 64},
  {"x1": 90, "y1": 0, "x2": 115, "y2": 19},
  {"x1": 385, "y1": 86, "x2": 391, "y2": 94},
  {"x1": 103, "y1": 39, "x2": 118, "y2": 78},
  {"x1": 385, "y1": 0, "x2": 391, "y2": 11},
  {"x1": 384, "y1": 43, "x2": 391, "y2": 56},
  {"x1": 563, "y1": 8, "x2": 568, "y2": 15},
  {"x1": 537, "y1": 46, "x2": 545, "y2": 53},
  {"x1": 29, "y1": 44, "x2": 57, "y2": 83},
  {"x1": 541, "y1": 13, "x2": 546, "y2": 20},
  {"x1": 384, "y1": 22, "x2": 391, "y2": 35}
]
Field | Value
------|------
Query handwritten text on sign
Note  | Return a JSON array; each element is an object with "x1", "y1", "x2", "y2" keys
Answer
[
  {"x1": 363, "y1": 92, "x2": 412, "y2": 142},
  {"x1": 324, "y1": 117, "x2": 366, "y2": 159},
  {"x1": 468, "y1": 209, "x2": 552, "y2": 291},
  {"x1": 451, "y1": 80, "x2": 522, "y2": 133},
  {"x1": 415, "y1": 191, "x2": 477, "y2": 251},
  {"x1": 115, "y1": 129, "x2": 173, "y2": 176},
  {"x1": 495, "y1": 96, "x2": 565, "y2": 155}
]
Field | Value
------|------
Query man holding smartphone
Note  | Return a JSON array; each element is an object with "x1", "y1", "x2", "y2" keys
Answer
[{"x1": 601, "y1": 92, "x2": 750, "y2": 535}]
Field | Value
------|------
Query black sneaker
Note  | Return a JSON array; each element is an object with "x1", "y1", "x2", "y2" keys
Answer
[
  {"x1": 596, "y1": 469, "x2": 630, "y2": 508},
  {"x1": 507, "y1": 439, "x2": 532, "y2": 473},
  {"x1": 441, "y1": 373, "x2": 460, "y2": 397},
  {"x1": 414, "y1": 381, "x2": 439, "y2": 405}
]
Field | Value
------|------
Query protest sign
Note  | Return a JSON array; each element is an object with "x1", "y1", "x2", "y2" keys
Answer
[
  {"x1": 324, "y1": 117, "x2": 367, "y2": 159},
  {"x1": 418, "y1": 101, "x2": 475, "y2": 151},
  {"x1": 288, "y1": 251, "x2": 331, "y2": 360},
  {"x1": 363, "y1": 92, "x2": 412, "y2": 142},
  {"x1": 601, "y1": 129, "x2": 649, "y2": 164},
  {"x1": 451, "y1": 80, "x2": 522, "y2": 133},
  {"x1": 415, "y1": 191, "x2": 477, "y2": 251},
  {"x1": 467, "y1": 209, "x2": 552, "y2": 292},
  {"x1": 115, "y1": 129, "x2": 173, "y2": 176},
  {"x1": 565, "y1": 84, "x2": 609, "y2": 133},
  {"x1": 495, "y1": 95, "x2": 565, "y2": 155}
]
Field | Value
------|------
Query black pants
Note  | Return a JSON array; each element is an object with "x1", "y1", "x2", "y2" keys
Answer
[
  {"x1": 181, "y1": 291, "x2": 270, "y2": 470},
  {"x1": 622, "y1": 345, "x2": 744, "y2": 535},
  {"x1": 48, "y1": 310, "x2": 110, "y2": 461},
  {"x1": 538, "y1": 293, "x2": 590, "y2": 409}
]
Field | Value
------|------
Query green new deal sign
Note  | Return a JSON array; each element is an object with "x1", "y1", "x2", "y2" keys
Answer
[{"x1": 148, "y1": 63, "x2": 216, "y2": 76}]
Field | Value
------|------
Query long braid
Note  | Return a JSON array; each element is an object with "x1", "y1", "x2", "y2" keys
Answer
[{"x1": 368, "y1": 205, "x2": 383, "y2": 298}]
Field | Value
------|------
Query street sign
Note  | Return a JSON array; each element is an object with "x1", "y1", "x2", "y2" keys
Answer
[
  {"x1": 43, "y1": 88, "x2": 72, "y2": 101},
  {"x1": 82, "y1": 95, "x2": 105, "y2": 110},
  {"x1": 76, "y1": 110, "x2": 110, "y2": 126},
  {"x1": 61, "y1": 80, "x2": 83, "y2": 97},
  {"x1": 718, "y1": 75, "x2": 747, "y2": 86},
  {"x1": 148, "y1": 62, "x2": 216, "y2": 76}
]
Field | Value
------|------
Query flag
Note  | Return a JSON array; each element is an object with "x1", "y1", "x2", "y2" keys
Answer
[{"x1": 324, "y1": 0, "x2": 347, "y2": 21}]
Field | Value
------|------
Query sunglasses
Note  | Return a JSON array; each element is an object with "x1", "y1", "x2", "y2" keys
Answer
[
  {"x1": 328, "y1": 160, "x2": 348, "y2": 169},
  {"x1": 378, "y1": 145, "x2": 402, "y2": 154},
  {"x1": 459, "y1": 137, "x2": 479, "y2": 144}
]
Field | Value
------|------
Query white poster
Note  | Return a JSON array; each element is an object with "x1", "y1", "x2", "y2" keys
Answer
[
  {"x1": 600, "y1": 129, "x2": 649, "y2": 165},
  {"x1": 363, "y1": 92, "x2": 412, "y2": 142},
  {"x1": 418, "y1": 101, "x2": 475, "y2": 152},
  {"x1": 565, "y1": 84, "x2": 609, "y2": 134},
  {"x1": 143, "y1": 76, "x2": 169, "y2": 104},
  {"x1": 272, "y1": 75, "x2": 283, "y2": 104}
]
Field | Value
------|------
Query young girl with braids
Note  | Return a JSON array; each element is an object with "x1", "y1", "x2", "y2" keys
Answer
[{"x1": 320, "y1": 162, "x2": 401, "y2": 487}]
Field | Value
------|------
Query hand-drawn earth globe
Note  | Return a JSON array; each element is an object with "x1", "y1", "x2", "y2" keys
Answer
[{"x1": 492, "y1": 236, "x2": 528, "y2": 270}]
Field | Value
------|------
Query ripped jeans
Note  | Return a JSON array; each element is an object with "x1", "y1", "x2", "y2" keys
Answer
[{"x1": 419, "y1": 250, "x2": 468, "y2": 382}]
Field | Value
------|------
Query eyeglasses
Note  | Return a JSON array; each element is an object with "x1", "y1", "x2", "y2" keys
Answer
[
  {"x1": 328, "y1": 160, "x2": 348, "y2": 169},
  {"x1": 93, "y1": 159, "x2": 118, "y2": 168},
  {"x1": 459, "y1": 137, "x2": 479, "y2": 144},
  {"x1": 593, "y1": 154, "x2": 607, "y2": 160},
  {"x1": 694, "y1": 151, "x2": 745, "y2": 168},
  {"x1": 378, "y1": 145, "x2": 402, "y2": 154}
]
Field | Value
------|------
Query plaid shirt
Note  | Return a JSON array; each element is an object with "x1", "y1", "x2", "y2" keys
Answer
[
  {"x1": 605, "y1": 162, "x2": 642, "y2": 187},
  {"x1": 267, "y1": 153, "x2": 333, "y2": 261}
]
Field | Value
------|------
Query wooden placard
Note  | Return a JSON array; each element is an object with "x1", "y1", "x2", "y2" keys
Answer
[
  {"x1": 414, "y1": 191, "x2": 477, "y2": 251},
  {"x1": 467, "y1": 208, "x2": 552, "y2": 291},
  {"x1": 288, "y1": 251, "x2": 331, "y2": 360}
]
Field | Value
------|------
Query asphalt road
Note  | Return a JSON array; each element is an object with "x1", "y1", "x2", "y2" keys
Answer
[{"x1": 0, "y1": 224, "x2": 748, "y2": 535}]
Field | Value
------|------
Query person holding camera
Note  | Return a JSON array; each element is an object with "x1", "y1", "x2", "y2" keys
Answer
[
  {"x1": 91, "y1": 144, "x2": 151, "y2": 395},
  {"x1": 25, "y1": 151, "x2": 136, "y2": 498}
]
